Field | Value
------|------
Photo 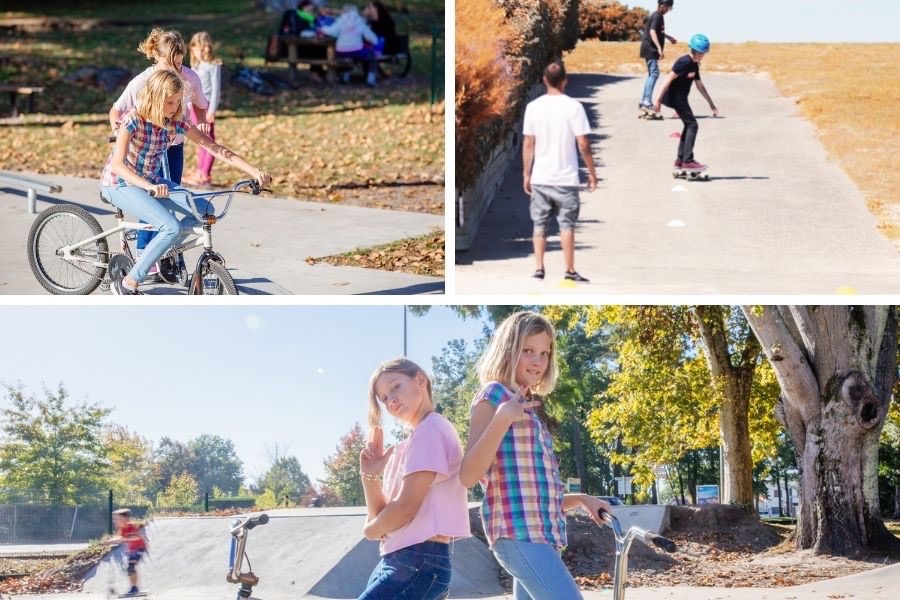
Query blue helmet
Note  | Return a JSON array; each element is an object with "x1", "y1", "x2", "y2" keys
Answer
[{"x1": 689, "y1": 34, "x2": 710, "y2": 53}]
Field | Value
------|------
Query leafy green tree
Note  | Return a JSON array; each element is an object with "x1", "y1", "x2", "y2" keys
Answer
[
  {"x1": 0, "y1": 384, "x2": 111, "y2": 504},
  {"x1": 104, "y1": 424, "x2": 155, "y2": 503},
  {"x1": 585, "y1": 306, "x2": 779, "y2": 506},
  {"x1": 431, "y1": 338, "x2": 482, "y2": 441},
  {"x1": 157, "y1": 472, "x2": 199, "y2": 508},
  {"x1": 153, "y1": 437, "x2": 193, "y2": 493},
  {"x1": 152, "y1": 435, "x2": 244, "y2": 497},
  {"x1": 257, "y1": 455, "x2": 312, "y2": 505},
  {"x1": 188, "y1": 434, "x2": 244, "y2": 496},
  {"x1": 879, "y1": 401, "x2": 900, "y2": 518},
  {"x1": 319, "y1": 424, "x2": 366, "y2": 506}
]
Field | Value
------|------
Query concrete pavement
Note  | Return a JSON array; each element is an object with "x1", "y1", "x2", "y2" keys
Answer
[
  {"x1": 455, "y1": 72, "x2": 900, "y2": 295},
  {"x1": 1, "y1": 174, "x2": 443, "y2": 295},
  {"x1": 7, "y1": 508, "x2": 897, "y2": 600}
]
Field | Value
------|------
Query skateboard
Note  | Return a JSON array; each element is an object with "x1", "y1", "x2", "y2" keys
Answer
[
  {"x1": 117, "y1": 592, "x2": 149, "y2": 598},
  {"x1": 673, "y1": 168, "x2": 710, "y2": 181},
  {"x1": 638, "y1": 107, "x2": 663, "y2": 120}
]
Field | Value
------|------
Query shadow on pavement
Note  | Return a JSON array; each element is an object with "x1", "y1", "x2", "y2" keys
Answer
[{"x1": 361, "y1": 281, "x2": 444, "y2": 295}]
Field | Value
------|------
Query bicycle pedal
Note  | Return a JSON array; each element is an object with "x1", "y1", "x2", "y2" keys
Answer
[{"x1": 100, "y1": 280, "x2": 111, "y2": 292}]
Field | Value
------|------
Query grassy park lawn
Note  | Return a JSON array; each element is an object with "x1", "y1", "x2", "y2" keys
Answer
[
  {"x1": 0, "y1": 0, "x2": 444, "y2": 275},
  {"x1": 566, "y1": 42, "x2": 900, "y2": 249}
]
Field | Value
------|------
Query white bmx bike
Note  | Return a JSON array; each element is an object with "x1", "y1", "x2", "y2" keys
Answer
[{"x1": 26, "y1": 179, "x2": 264, "y2": 295}]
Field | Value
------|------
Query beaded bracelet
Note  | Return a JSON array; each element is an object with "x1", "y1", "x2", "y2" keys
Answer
[{"x1": 359, "y1": 471, "x2": 382, "y2": 482}]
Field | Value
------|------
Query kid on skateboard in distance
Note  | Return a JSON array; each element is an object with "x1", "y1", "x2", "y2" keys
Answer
[
  {"x1": 106, "y1": 508, "x2": 148, "y2": 597},
  {"x1": 654, "y1": 33, "x2": 719, "y2": 174}
]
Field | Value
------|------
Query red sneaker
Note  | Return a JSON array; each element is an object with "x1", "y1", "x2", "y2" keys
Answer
[{"x1": 681, "y1": 161, "x2": 707, "y2": 171}]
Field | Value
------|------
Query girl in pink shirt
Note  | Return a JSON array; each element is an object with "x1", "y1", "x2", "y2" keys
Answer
[{"x1": 358, "y1": 358, "x2": 471, "y2": 600}]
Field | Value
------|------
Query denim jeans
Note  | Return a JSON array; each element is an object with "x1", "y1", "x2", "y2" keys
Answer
[
  {"x1": 669, "y1": 96, "x2": 698, "y2": 162},
  {"x1": 492, "y1": 538, "x2": 583, "y2": 600},
  {"x1": 357, "y1": 541, "x2": 451, "y2": 600},
  {"x1": 101, "y1": 178, "x2": 212, "y2": 283},
  {"x1": 641, "y1": 58, "x2": 659, "y2": 107},
  {"x1": 137, "y1": 142, "x2": 184, "y2": 251}
]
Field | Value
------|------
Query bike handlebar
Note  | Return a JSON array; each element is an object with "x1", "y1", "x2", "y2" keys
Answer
[{"x1": 147, "y1": 179, "x2": 264, "y2": 223}]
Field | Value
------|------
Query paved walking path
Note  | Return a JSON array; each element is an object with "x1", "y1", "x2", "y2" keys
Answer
[
  {"x1": 1, "y1": 174, "x2": 443, "y2": 295},
  {"x1": 455, "y1": 72, "x2": 900, "y2": 295}
]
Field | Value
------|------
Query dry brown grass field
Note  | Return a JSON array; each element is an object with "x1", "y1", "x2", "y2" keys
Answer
[{"x1": 566, "y1": 42, "x2": 900, "y2": 246}]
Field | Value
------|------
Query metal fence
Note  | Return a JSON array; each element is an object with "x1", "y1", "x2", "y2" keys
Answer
[
  {"x1": 431, "y1": 25, "x2": 445, "y2": 106},
  {"x1": 0, "y1": 490, "x2": 256, "y2": 558}
]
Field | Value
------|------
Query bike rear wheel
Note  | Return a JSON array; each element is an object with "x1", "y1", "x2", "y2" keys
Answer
[
  {"x1": 189, "y1": 259, "x2": 238, "y2": 295},
  {"x1": 27, "y1": 204, "x2": 108, "y2": 295}
]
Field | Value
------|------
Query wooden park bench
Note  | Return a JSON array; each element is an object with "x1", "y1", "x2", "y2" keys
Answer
[
  {"x1": 265, "y1": 34, "x2": 411, "y2": 84},
  {"x1": 267, "y1": 35, "x2": 353, "y2": 84},
  {"x1": 0, "y1": 85, "x2": 44, "y2": 117}
]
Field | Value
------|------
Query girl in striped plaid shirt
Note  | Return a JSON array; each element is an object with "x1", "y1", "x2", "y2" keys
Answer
[
  {"x1": 101, "y1": 70, "x2": 271, "y2": 295},
  {"x1": 461, "y1": 311, "x2": 610, "y2": 600}
]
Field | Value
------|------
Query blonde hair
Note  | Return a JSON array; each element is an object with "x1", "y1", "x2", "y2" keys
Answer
[
  {"x1": 476, "y1": 311, "x2": 558, "y2": 396},
  {"x1": 367, "y1": 357, "x2": 433, "y2": 429},
  {"x1": 189, "y1": 31, "x2": 221, "y2": 67},
  {"x1": 137, "y1": 28, "x2": 186, "y2": 67},
  {"x1": 136, "y1": 70, "x2": 184, "y2": 128}
]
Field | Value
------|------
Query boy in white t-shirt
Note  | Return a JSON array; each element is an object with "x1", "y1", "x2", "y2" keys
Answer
[{"x1": 522, "y1": 60, "x2": 597, "y2": 283}]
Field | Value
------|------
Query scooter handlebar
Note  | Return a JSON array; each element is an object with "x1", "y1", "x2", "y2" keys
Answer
[
  {"x1": 650, "y1": 534, "x2": 677, "y2": 553},
  {"x1": 598, "y1": 508, "x2": 677, "y2": 552}
]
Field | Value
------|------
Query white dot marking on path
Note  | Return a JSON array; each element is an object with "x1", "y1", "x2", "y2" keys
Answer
[{"x1": 666, "y1": 219, "x2": 686, "y2": 228}]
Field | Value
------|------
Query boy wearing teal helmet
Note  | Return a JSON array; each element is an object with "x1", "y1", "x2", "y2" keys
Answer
[{"x1": 654, "y1": 33, "x2": 719, "y2": 172}]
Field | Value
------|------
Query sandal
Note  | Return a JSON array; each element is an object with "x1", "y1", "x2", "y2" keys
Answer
[{"x1": 532, "y1": 268, "x2": 545, "y2": 280}]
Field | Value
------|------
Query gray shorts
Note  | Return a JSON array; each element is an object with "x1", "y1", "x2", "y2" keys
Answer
[{"x1": 530, "y1": 185, "x2": 580, "y2": 233}]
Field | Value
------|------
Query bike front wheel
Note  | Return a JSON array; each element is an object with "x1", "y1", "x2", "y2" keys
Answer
[
  {"x1": 189, "y1": 259, "x2": 238, "y2": 295},
  {"x1": 27, "y1": 204, "x2": 109, "y2": 295}
]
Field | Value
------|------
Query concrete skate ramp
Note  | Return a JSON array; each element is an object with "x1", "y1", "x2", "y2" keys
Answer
[{"x1": 82, "y1": 507, "x2": 503, "y2": 599}]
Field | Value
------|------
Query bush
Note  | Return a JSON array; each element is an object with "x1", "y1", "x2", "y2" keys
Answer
[
  {"x1": 579, "y1": 0, "x2": 649, "y2": 42},
  {"x1": 455, "y1": 0, "x2": 581, "y2": 191}
]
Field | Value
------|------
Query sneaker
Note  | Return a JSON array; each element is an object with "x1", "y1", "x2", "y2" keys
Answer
[
  {"x1": 564, "y1": 271, "x2": 589, "y2": 283},
  {"x1": 110, "y1": 277, "x2": 142, "y2": 296},
  {"x1": 681, "y1": 161, "x2": 707, "y2": 171},
  {"x1": 532, "y1": 268, "x2": 545, "y2": 280},
  {"x1": 674, "y1": 160, "x2": 683, "y2": 168}
]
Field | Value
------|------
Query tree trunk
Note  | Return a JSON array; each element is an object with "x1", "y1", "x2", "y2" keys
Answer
[
  {"x1": 895, "y1": 482, "x2": 900, "y2": 519},
  {"x1": 743, "y1": 305, "x2": 899, "y2": 557},
  {"x1": 693, "y1": 306, "x2": 759, "y2": 507},
  {"x1": 570, "y1": 416, "x2": 588, "y2": 492}
]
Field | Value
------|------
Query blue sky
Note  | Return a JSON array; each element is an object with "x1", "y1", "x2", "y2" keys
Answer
[
  {"x1": 0, "y1": 306, "x2": 487, "y2": 486},
  {"x1": 629, "y1": 0, "x2": 899, "y2": 42}
]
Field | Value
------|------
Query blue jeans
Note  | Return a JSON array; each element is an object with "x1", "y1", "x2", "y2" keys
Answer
[
  {"x1": 137, "y1": 143, "x2": 184, "y2": 251},
  {"x1": 101, "y1": 178, "x2": 212, "y2": 283},
  {"x1": 492, "y1": 538, "x2": 583, "y2": 600},
  {"x1": 357, "y1": 541, "x2": 451, "y2": 600},
  {"x1": 641, "y1": 58, "x2": 659, "y2": 107}
]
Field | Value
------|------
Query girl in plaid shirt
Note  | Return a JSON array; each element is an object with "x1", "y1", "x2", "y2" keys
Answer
[
  {"x1": 461, "y1": 311, "x2": 610, "y2": 600},
  {"x1": 101, "y1": 70, "x2": 270, "y2": 295}
]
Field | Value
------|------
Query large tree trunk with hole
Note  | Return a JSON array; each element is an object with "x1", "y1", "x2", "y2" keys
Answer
[
  {"x1": 693, "y1": 306, "x2": 759, "y2": 507},
  {"x1": 743, "y1": 305, "x2": 899, "y2": 557}
]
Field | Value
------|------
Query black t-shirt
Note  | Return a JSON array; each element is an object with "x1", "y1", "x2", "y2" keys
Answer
[
  {"x1": 639, "y1": 11, "x2": 666, "y2": 59},
  {"x1": 665, "y1": 54, "x2": 701, "y2": 104}
]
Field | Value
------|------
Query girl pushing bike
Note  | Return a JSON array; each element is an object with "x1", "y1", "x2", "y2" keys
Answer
[{"x1": 101, "y1": 69, "x2": 271, "y2": 295}]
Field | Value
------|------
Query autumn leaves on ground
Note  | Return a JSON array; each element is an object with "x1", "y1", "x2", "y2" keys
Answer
[{"x1": 0, "y1": 0, "x2": 444, "y2": 277}]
